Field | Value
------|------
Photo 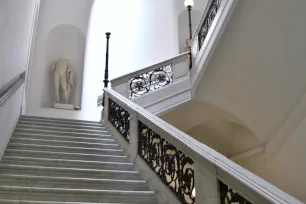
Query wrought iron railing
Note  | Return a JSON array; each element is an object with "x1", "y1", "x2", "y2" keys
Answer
[
  {"x1": 108, "y1": 98, "x2": 130, "y2": 142},
  {"x1": 110, "y1": 53, "x2": 190, "y2": 101},
  {"x1": 129, "y1": 64, "x2": 173, "y2": 99},
  {"x1": 198, "y1": 0, "x2": 223, "y2": 50},
  {"x1": 219, "y1": 181, "x2": 252, "y2": 204},
  {"x1": 103, "y1": 89, "x2": 302, "y2": 204},
  {"x1": 138, "y1": 121, "x2": 195, "y2": 204}
]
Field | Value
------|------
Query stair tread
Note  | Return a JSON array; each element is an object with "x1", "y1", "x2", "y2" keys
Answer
[
  {"x1": 16, "y1": 124, "x2": 108, "y2": 133},
  {"x1": 0, "y1": 116, "x2": 157, "y2": 203},
  {"x1": 12, "y1": 133, "x2": 114, "y2": 141},
  {"x1": 20, "y1": 116, "x2": 102, "y2": 124},
  {"x1": 0, "y1": 174, "x2": 146, "y2": 183},
  {"x1": 0, "y1": 199, "x2": 156, "y2": 204},
  {"x1": 3, "y1": 156, "x2": 132, "y2": 166},
  {"x1": 8, "y1": 143, "x2": 123, "y2": 152},
  {"x1": 10, "y1": 137, "x2": 117, "y2": 146},
  {"x1": 18, "y1": 121, "x2": 106, "y2": 129}
]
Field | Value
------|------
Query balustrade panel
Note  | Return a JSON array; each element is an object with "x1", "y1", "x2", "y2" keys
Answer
[
  {"x1": 138, "y1": 120, "x2": 195, "y2": 204},
  {"x1": 198, "y1": 0, "x2": 223, "y2": 50},
  {"x1": 129, "y1": 64, "x2": 173, "y2": 99},
  {"x1": 219, "y1": 181, "x2": 252, "y2": 204},
  {"x1": 108, "y1": 98, "x2": 130, "y2": 142}
]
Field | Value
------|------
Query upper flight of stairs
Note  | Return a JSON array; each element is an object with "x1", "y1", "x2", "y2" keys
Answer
[{"x1": 0, "y1": 115, "x2": 158, "y2": 204}]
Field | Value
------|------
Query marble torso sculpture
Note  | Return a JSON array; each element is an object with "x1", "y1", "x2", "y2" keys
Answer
[
  {"x1": 52, "y1": 58, "x2": 74, "y2": 104},
  {"x1": 184, "y1": 39, "x2": 190, "y2": 52}
]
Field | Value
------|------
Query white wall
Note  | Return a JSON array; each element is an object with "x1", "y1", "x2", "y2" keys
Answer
[
  {"x1": 26, "y1": 0, "x2": 94, "y2": 120},
  {"x1": 82, "y1": 0, "x2": 181, "y2": 121},
  {"x1": 0, "y1": 0, "x2": 38, "y2": 158},
  {"x1": 191, "y1": 0, "x2": 306, "y2": 201},
  {"x1": 26, "y1": 0, "x2": 181, "y2": 121}
]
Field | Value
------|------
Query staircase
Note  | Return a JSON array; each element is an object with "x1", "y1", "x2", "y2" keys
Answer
[{"x1": 0, "y1": 115, "x2": 157, "y2": 204}]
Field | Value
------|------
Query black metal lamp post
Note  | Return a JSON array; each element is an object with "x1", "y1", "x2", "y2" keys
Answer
[
  {"x1": 184, "y1": 0, "x2": 194, "y2": 69},
  {"x1": 101, "y1": 32, "x2": 111, "y2": 107},
  {"x1": 104, "y1": 32, "x2": 111, "y2": 88}
]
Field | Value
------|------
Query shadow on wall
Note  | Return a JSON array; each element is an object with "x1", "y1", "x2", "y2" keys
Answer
[
  {"x1": 178, "y1": 9, "x2": 202, "y2": 53},
  {"x1": 41, "y1": 24, "x2": 86, "y2": 109},
  {"x1": 187, "y1": 119, "x2": 260, "y2": 157},
  {"x1": 160, "y1": 100, "x2": 260, "y2": 158}
]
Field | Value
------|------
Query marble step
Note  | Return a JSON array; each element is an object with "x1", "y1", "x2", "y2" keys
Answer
[
  {"x1": 10, "y1": 137, "x2": 117, "y2": 148},
  {"x1": 20, "y1": 116, "x2": 102, "y2": 125},
  {"x1": 0, "y1": 174, "x2": 149, "y2": 191},
  {"x1": 16, "y1": 124, "x2": 109, "y2": 135},
  {"x1": 13, "y1": 128, "x2": 112, "y2": 138},
  {"x1": 12, "y1": 133, "x2": 114, "y2": 143},
  {"x1": 2, "y1": 156, "x2": 134, "y2": 171},
  {"x1": 0, "y1": 186, "x2": 156, "y2": 203},
  {"x1": 7, "y1": 143, "x2": 124, "y2": 156},
  {"x1": 0, "y1": 199, "x2": 157, "y2": 204},
  {"x1": 18, "y1": 120, "x2": 106, "y2": 131},
  {"x1": 4, "y1": 149, "x2": 129, "y2": 163},
  {"x1": 0, "y1": 164, "x2": 141, "y2": 180}
]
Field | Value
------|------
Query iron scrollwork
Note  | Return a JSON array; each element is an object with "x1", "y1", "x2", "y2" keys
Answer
[
  {"x1": 138, "y1": 121, "x2": 195, "y2": 204},
  {"x1": 108, "y1": 98, "x2": 130, "y2": 142},
  {"x1": 198, "y1": 0, "x2": 223, "y2": 49},
  {"x1": 129, "y1": 64, "x2": 173, "y2": 99},
  {"x1": 219, "y1": 181, "x2": 252, "y2": 204}
]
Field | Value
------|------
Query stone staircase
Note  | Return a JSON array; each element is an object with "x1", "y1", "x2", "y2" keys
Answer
[{"x1": 0, "y1": 116, "x2": 158, "y2": 204}]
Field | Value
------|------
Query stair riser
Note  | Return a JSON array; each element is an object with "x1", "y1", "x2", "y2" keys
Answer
[
  {"x1": 11, "y1": 134, "x2": 115, "y2": 144},
  {"x1": 0, "y1": 200, "x2": 157, "y2": 204},
  {"x1": 10, "y1": 137, "x2": 117, "y2": 147},
  {"x1": 18, "y1": 121, "x2": 106, "y2": 130},
  {"x1": 4, "y1": 151, "x2": 128, "y2": 163},
  {"x1": 13, "y1": 129, "x2": 111, "y2": 138},
  {"x1": 0, "y1": 169, "x2": 141, "y2": 180},
  {"x1": 19, "y1": 117, "x2": 103, "y2": 126},
  {"x1": 0, "y1": 179, "x2": 149, "y2": 191},
  {"x1": 2, "y1": 159, "x2": 134, "y2": 171},
  {"x1": 16, "y1": 125, "x2": 108, "y2": 135},
  {"x1": 6, "y1": 145, "x2": 124, "y2": 156},
  {"x1": 0, "y1": 192, "x2": 157, "y2": 203}
]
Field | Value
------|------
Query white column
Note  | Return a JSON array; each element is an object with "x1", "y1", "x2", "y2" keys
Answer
[
  {"x1": 128, "y1": 113, "x2": 139, "y2": 162},
  {"x1": 194, "y1": 161, "x2": 219, "y2": 204}
]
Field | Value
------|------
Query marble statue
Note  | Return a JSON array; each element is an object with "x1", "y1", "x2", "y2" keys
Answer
[
  {"x1": 52, "y1": 58, "x2": 74, "y2": 104},
  {"x1": 184, "y1": 39, "x2": 191, "y2": 52}
]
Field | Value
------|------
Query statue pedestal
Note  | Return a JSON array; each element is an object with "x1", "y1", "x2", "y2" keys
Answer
[{"x1": 54, "y1": 103, "x2": 74, "y2": 110}]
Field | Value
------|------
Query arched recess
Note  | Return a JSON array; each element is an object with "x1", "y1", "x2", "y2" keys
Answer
[
  {"x1": 178, "y1": 9, "x2": 202, "y2": 53},
  {"x1": 41, "y1": 24, "x2": 86, "y2": 109},
  {"x1": 187, "y1": 119, "x2": 260, "y2": 157},
  {"x1": 161, "y1": 100, "x2": 261, "y2": 157}
]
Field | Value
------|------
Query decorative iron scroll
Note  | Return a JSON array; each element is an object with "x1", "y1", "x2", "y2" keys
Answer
[
  {"x1": 129, "y1": 64, "x2": 173, "y2": 99},
  {"x1": 108, "y1": 98, "x2": 130, "y2": 142},
  {"x1": 198, "y1": 0, "x2": 223, "y2": 49},
  {"x1": 219, "y1": 181, "x2": 252, "y2": 204},
  {"x1": 138, "y1": 121, "x2": 195, "y2": 204}
]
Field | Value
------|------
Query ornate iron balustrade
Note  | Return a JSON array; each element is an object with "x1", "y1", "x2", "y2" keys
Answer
[
  {"x1": 219, "y1": 181, "x2": 252, "y2": 204},
  {"x1": 198, "y1": 0, "x2": 223, "y2": 50},
  {"x1": 108, "y1": 98, "x2": 130, "y2": 142},
  {"x1": 129, "y1": 64, "x2": 173, "y2": 99},
  {"x1": 138, "y1": 121, "x2": 195, "y2": 204}
]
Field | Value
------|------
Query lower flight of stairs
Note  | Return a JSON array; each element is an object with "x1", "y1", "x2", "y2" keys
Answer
[{"x1": 0, "y1": 115, "x2": 158, "y2": 204}]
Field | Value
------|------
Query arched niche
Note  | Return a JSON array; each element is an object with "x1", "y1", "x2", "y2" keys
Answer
[
  {"x1": 41, "y1": 24, "x2": 86, "y2": 109},
  {"x1": 178, "y1": 9, "x2": 202, "y2": 53}
]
